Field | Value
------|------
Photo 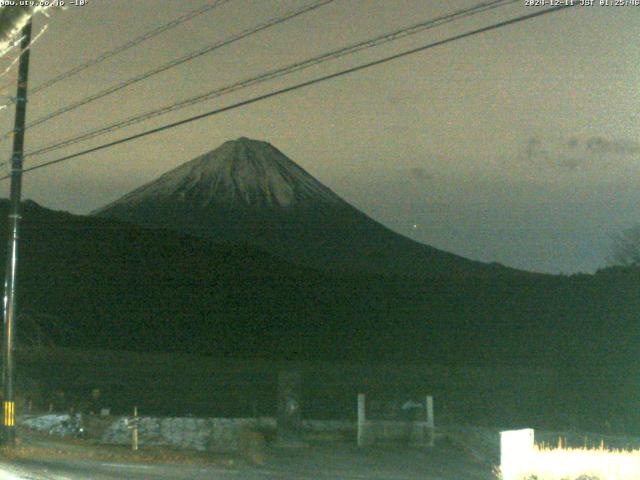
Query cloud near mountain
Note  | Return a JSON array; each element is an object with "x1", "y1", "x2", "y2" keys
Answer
[{"x1": 520, "y1": 135, "x2": 640, "y2": 171}]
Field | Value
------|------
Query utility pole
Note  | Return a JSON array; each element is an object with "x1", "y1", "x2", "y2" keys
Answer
[{"x1": 2, "y1": 19, "x2": 32, "y2": 445}]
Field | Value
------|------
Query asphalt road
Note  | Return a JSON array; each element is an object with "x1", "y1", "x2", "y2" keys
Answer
[{"x1": 0, "y1": 443, "x2": 495, "y2": 480}]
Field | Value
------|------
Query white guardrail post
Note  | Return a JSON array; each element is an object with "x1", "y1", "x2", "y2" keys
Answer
[
  {"x1": 500, "y1": 428, "x2": 534, "y2": 480},
  {"x1": 425, "y1": 395, "x2": 434, "y2": 447},
  {"x1": 124, "y1": 406, "x2": 140, "y2": 451},
  {"x1": 357, "y1": 393, "x2": 366, "y2": 447}
]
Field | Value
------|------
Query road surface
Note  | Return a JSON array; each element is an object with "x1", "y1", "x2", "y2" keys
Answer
[{"x1": 0, "y1": 443, "x2": 495, "y2": 479}]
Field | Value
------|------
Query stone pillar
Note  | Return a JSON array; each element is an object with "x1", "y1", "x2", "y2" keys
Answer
[{"x1": 277, "y1": 370, "x2": 303, "y2": 446}]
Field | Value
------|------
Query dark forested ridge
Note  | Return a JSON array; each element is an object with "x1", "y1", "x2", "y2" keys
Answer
[{"x1": 1, "y1": 200, "x2": 638, "y2": 368}]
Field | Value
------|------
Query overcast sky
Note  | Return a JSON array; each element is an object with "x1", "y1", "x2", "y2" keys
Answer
[{"x1": 0, "y1": 0, "x2": 637, "y2": 274}]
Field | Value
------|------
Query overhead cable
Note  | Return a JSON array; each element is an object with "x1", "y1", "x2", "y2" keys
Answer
[
  {"x1": 1, "y1": 0, "x2": 334, "y2": 140},
  {"x1": 26, "y1": 0, "x2": 517, "y2": 159},
  {"x1": 1, "y1": 4, "x2": 575, "y2": 181}
]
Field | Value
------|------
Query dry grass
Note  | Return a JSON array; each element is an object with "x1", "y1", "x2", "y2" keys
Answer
[
  {"x1": 499, "y1": 442, "x2": 640, "y2": 480},
  {"x1": 237, "y1": 429, "x2": 266, "y2": 466}
]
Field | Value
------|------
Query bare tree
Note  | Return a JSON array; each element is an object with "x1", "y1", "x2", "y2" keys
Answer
[{"x1": 609, "y1": 225, "x2": 640, "y2": 267}]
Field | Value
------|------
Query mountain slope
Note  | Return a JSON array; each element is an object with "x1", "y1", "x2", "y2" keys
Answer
[
  {"x1": 102, "y1": 137, "x2": 343, "y2": 211},
  {"x1": 94, "y1": 137, "x2": 504, "y2": 276}
]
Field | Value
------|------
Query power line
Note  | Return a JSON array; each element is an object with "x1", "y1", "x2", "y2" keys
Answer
[
  {"x1": 0, "y1": 8, "x2": 55, "y2": 96},
  {"x1": 0, "y1": 2, "x2": 232, "y2": 112},
  {"x1": 25, "y1": 0, "x2": 518, "y2": 159},
  {"x1": 1, "y1": 0, "x2": 334, "y2": 141},
  {"x1": 28, "y1": 0, "x2": 232, "y2": 96},
  {"x1": 0, "y1": 2, "x2": 229, "y2": 104},
  {"x1": 1, "y1": 4, "x2": 575, "y2": 181},
  {"x1": 0, "y1": 23, "x2": 49, "y2": 111}
]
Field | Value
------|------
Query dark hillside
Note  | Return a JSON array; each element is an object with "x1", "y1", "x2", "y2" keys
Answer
[{"x1": 0, "y1": 201, "x2": 637, "y2": 368}]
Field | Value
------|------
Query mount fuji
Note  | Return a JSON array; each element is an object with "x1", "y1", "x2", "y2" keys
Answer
[{"x1": 94, "y1": 137, "x2": 507, "y2": 276}]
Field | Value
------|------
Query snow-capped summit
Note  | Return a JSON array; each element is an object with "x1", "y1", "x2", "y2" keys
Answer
[
  {"x1": 99, "y1": 137, "x2": 342, "y2": 211},
  {"x1": 94, "y1": 137, "x2": 498, "y2": 276}
]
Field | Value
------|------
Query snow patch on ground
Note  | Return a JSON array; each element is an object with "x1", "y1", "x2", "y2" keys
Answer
[
  {"x1": 20, "y1": 414, "x2": 355, "y2": 453},
  {"x1": 21, "y1": 413, "x2": 84, "y2": 437},
  {"x1": 101, "y1": 416, "x2": 276, "y2": 452}
]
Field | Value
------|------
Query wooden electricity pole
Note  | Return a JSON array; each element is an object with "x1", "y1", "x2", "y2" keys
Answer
[{"x1": 2, "y1": 19, "x2": 32, "y2": 445}]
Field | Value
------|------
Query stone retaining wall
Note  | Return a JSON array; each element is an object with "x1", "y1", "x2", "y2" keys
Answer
[{"x1": 21, "y1": 414, "x2": 355, "y2": 452}]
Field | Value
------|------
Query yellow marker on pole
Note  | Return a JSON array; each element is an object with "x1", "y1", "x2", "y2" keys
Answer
[{"x1": 3, "y1": 401, "x2": 15, "y2": 427}]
